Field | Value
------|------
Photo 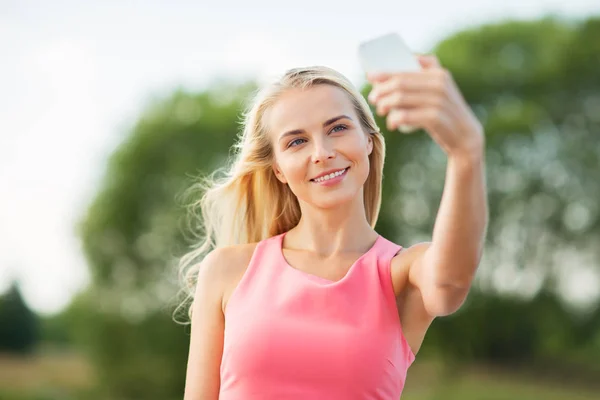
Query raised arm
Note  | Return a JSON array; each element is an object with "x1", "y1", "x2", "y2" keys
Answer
[
  {"x1": 409, "y1": 149, "x2": 487, "y2": 317},
  {"x1": 389, "y1": 149, "x2": 487, "y2": 356},
  {"x1": 368, "y1": 54, "x2": 489, "y2": 318}
]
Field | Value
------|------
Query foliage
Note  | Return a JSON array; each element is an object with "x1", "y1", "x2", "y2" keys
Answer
[{"x1": 0, "y1": 281, "x2": 39, "y2": 354}]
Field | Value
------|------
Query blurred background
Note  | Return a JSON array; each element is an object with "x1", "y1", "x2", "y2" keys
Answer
[{"x1": 1, "y1": 1, "x2": 600, "y2": 399}]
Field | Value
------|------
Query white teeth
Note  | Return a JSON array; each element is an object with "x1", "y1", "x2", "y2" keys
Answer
[{"x1": 313, "y1": 168, "x2": 346, "y2": 183}]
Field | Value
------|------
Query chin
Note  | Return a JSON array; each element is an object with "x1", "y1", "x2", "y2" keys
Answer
[{"x1": 303, "y1": 186, "x2": 361, "y2": 210}]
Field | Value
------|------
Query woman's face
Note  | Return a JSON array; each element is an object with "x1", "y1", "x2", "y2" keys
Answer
[{"x1": 267, "y1": 84, "x2": 373, "y2": 209}]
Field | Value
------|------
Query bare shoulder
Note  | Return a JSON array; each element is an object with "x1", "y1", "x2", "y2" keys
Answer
[
  {"x1": 390, "y1": 241, "x2": 432, "y2": 296},
  {"x1": 198, "y1": 242, "x2": 259, "y2": 312},
  {"x1": 185, "y1": 243, "x2": 257, "y2": 400},
  {"x1": 201, "y1": 242, "x2": 258, "y2": 276}
]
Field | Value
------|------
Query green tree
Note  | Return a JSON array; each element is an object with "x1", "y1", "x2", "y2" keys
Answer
[
  {"x1": 75, "y1": 82, "x2": 256, "y2": 398},
  {"x1": 0, "y1": 280, "x2": 39, "y2": 354},
  {"x1": 417, "y1": 16, "x2": 600, "y2": 365}
]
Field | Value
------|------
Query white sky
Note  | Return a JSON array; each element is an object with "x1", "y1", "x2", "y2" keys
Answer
[{"x1": 1, "y1": 1, "x2": 598, "y2": 315}]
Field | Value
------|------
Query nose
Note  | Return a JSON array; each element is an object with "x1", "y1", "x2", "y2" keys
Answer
[{"x1": 311, "y1": 138, "x2": 336, "y2": 164}]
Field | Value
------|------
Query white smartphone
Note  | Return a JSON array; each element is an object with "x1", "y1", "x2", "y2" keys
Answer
[{"x1": 358, "y1": 32, "x2": 421, "y2": 133}]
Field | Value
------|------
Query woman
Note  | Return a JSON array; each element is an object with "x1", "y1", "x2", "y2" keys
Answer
[{"x1": 181, "y1": 54, "x2": 488, "y2": 399}]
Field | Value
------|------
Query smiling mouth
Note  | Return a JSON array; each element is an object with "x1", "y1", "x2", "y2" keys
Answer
[{"x1": 310, "y1": 167, "x2": 350, "y2": 183}]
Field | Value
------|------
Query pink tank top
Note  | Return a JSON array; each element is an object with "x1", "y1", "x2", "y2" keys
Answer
[{"x1": 219, "y1": 231, "x2": 415, "y2": 399}]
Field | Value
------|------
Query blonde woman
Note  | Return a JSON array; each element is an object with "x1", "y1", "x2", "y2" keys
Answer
[{"x1": 181, "y1": 54, "x2": 488, "y2": 399}]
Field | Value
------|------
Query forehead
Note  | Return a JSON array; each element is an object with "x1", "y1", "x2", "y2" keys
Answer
[{"x1": 266, "y1": 84, "x2": 355, "y2": 137}]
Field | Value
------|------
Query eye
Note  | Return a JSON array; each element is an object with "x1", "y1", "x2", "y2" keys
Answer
[
  {"x1": 287, "y1": 138, "x2": 307, "y2": 148},
  {"x1": 330, "y1": 124, "x2": 348, "y2": 133}
]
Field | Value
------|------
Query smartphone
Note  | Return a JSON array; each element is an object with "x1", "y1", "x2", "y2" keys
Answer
[{"x1": 358, "y1": 32, "x2": 421, "y2": 133}]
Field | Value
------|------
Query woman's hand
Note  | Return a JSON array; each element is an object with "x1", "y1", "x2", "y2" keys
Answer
[{"x1": 366, "y1": 54, "x2": 484, "y2": 159}]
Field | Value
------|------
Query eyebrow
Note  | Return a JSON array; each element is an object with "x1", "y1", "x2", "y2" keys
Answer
[{"x1": 278, "y1": 114, "x2": 353, "y2": 142}]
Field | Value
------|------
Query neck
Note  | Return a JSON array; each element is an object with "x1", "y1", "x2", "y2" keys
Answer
[{"x1": 286, "y1": 190, "x2": 378, "y2": 255}]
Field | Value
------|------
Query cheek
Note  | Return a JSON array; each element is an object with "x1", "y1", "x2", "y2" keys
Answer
[
  {"x1": 343, "y1": 136, "x2": 372, "y2": 183},
  {"x1": 343, "y1": 135, "x2": 371, "y2": 163},
  {"x1": 277, "y1": 154, "x2": 307, "y2": 182}
]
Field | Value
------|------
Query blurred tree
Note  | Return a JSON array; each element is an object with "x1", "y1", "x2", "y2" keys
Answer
[
  {"x1": 411, "y1": 16, "x2": 600, "y2": 366},
  {"x1": 74, "y1": 16, "x2": 600, "y2": 398},
  {"x1": 0, "y1": 280, "x2": 39, "y2": 354},
  {"x1": 39, "y1": 310, "x2": 74, "y2": 347},
  {"x1": 78, "y1": 81, "x2": 257, "y2": 312},
  {"x1": 75, "y1": 81, "x2": 256, "y2": 397}
]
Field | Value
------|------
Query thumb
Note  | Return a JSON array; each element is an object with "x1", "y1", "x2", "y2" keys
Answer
[{"x1": 416, "y1": 54, "x2": 441, "y2": 69}]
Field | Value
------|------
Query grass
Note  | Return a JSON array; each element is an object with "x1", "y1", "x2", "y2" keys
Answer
[
  {"x1": 0, "y1": 351, "x2": 598, "y2": 400},
  {"x1": 402, "y1": 359, "x2": 599, "y2": 400},
  {"x1": 0, "y1": 350, "x2": 94, "y2": 393}
]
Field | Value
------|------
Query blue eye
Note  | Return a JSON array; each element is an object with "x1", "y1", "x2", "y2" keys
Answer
[
  {"x1": 331, "y1": 124, "x2": 348, "y2": 133},
  {"x1": 286, "y1": 124, "x2": 347, "y2": 148},
  {"x1": 288, "y1": 138, "x2": 307, "y2": 148}
]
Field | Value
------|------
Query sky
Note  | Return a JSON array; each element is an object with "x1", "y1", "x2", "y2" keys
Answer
[{"x1": 1, "y1": 1, "x2": 599, "y2": 315}]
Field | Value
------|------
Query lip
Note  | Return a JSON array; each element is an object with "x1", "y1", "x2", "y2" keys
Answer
[{"x1": 310, "y1": 167, "x2": 350, "y2": 181}]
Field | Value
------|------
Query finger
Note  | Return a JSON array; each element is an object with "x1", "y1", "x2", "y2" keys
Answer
[
  {"x1": 386, "y1": 108, "x2": 414, "y2": 131},
  {"x1": 417, "y1": 54, "x2": 442, "y2": 69},
  {"x1": 366, "y1": 71, "x2": 393, "y2": 83},
  {"x1": 386, "y1": 107, "x2": 448, "y2": 132},
  {"x1": 368, "y1": 70, "x2": 448, "y2": 103},
  {"x1": 375, "y1": 91, "x2": 442, "y2": 116},
  {"x1": 368, "y1": 54, "x2": 441, "y2": 81}
]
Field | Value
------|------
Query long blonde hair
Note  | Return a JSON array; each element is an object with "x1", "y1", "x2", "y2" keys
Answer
[{"x1": 175, "y1": 66, "x2": 386, "y2": 322}]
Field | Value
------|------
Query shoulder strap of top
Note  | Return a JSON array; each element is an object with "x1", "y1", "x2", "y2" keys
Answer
[
  {"x1": 374, "y1": 235, "x2": 403, "y2": 265},
  {"x1": 368, "y1": 235, "x2": 403, "y2": 303},
  {"x1": 373, "y1": 236, "x2": 416, "y2": 366},
  {"x1": 224, "y1": 234, "x2": 282, "y2": 316}
]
